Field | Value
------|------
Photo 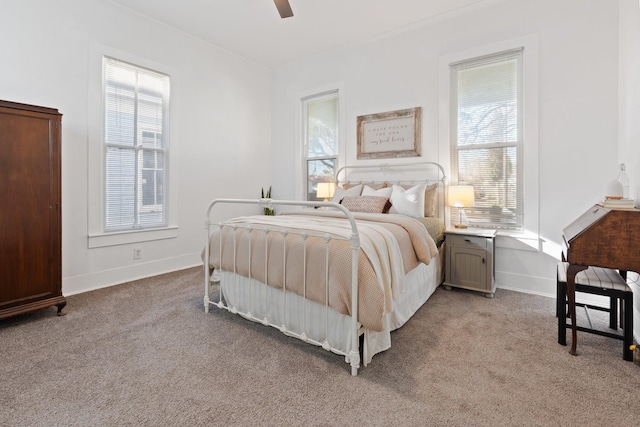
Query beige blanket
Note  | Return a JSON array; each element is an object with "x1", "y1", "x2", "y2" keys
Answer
[{"x1": 207, "y1": 210, "x2": 438, "y2": 331}]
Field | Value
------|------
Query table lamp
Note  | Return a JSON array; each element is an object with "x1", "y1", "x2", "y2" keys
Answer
[
  {"x1": 448, "y1": 185, "x2": 475, "y2": 228},
  {"x1": 316, "y1": 182, "x2": 336, "y2": 202}
]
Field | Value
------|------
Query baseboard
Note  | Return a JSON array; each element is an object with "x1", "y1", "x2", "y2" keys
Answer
[
  {"x1": 62, "y1": 253, "x2": 203, "y2": 296},
  {"x1": 496, "y1": 270, "x2": 556, "y2": 297}
]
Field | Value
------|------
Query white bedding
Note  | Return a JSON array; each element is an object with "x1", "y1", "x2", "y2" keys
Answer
[
  {"x1": 216, "y1": 246, "x2": 443, "y2": 366},
  {"x1": 208, "y1": 211, "x2": 438, "y2": 332}
]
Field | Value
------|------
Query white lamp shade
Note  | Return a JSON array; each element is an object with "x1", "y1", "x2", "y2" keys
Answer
[
  {"x1": 316, "y1": 182, "x2": 336, "y2": 199},
  {"x1": 448, "y1": 185, "x2": 475, "y2": 208}
]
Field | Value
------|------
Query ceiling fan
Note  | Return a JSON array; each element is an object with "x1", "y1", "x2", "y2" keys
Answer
[{"x1": 274, "y1": 0, "x2": 294, "y2": 18}]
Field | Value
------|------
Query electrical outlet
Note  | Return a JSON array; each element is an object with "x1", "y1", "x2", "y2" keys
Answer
[{"x1": 133, "y1": 248, "x2": 142, "y2": 259}]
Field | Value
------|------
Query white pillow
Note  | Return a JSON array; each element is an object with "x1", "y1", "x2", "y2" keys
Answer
[
  {"x1": 389, "y1": 184, "x2": 426, "y2": 217},
  {"x1": 361, "y1": 185, "x2": 393, "y2": 199},
  {"x1": 331, "y1": 184, "x2": 362, "y2": 203}
]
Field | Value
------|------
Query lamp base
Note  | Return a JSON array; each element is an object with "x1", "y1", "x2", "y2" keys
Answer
[{"x1": 455, "y1": 207, "x2": 469, "y2": 229}]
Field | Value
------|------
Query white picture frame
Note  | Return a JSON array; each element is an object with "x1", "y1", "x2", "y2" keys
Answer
[{"x1": 357, "y1": 107, "x2": 421, "y2": 160}]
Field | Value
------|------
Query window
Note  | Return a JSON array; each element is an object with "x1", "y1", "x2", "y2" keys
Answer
[
  {"x1": 450, "y1": 48, "x2": 523, "y2": 231},
  {"x1": 103, "y1": 57, "x2": 169, "y2": 231},
  {"x1": 302, "y1": 91, "x2": 339, "y2": 201}
]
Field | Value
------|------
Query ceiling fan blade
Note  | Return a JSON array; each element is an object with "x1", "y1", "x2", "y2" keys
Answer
[{"x1": 274, "y1": 0, "x2": 293, "y2": 18}]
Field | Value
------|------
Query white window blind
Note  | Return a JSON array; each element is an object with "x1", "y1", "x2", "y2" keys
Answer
[
  {"x1": 302, "y1": 91, "x2": 339, "y2": 201},
  {"x1": 104, "y1": 57, "x2": 169, "y2": 231},
  {"x1": 450, "y1": 48, "x2": 523, "y2": 231}
]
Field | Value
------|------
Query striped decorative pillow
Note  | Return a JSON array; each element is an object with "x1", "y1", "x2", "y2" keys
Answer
[{"x1": 423, "y1": 183, "x2": 438, "y2": 217}]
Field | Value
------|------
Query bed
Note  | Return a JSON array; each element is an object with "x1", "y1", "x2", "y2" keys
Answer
[{"x1": 203, "y1": 162, "x2": 447, "y2": 376}]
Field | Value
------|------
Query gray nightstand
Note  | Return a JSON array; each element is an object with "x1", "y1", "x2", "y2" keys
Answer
[{"x1": 444, "y1": 228, "x2": 496, "y2": 298}]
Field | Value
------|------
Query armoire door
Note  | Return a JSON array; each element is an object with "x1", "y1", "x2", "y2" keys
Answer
[{"x1": 0, "y1": 101, "x2": 64, "y2": 317}]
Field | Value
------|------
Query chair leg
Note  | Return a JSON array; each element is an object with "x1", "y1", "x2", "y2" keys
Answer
[
  {"x1": 558, "y1": 279, "x2": 567, "y2": 346},
  {"x1": 623, "y1": 291, "x2": 633, "y2": 361},
  {"x1": 609, "y1": 295, "x2": 618, "y2": 329},
  {"x1": 556, "y1": 276, "x2": 561, "y2": 318}
]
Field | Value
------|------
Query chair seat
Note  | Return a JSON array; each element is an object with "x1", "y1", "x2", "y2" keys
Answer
[
  {"x1": 556, "y1": 262, "x2": 634, "y2": 361},
  {"x1": 557, "y1": 262, "x2": 630, "y2": 292}
]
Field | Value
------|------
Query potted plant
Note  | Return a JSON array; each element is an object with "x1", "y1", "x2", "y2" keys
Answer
[{"x1": 261, "y1": 186, "x2": 275, "y2": 216}]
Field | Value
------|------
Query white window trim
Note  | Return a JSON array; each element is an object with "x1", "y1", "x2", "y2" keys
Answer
[
  {"x1": 88, "y1": 42, "x2": 179, "y2": 248},
  {"x1": 438, "y1": 34, "x2": 539, "y2": 240},
  {"x1": 295, "y1": 82, "x2": 345, "y2": 200}
]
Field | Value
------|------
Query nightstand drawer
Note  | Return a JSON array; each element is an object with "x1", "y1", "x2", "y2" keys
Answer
[{"x1": 446, "y1": 233, "x2": 488, "y2": 249}]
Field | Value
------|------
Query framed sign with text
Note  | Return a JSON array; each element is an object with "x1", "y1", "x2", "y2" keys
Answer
[{"x1": 357, "y1": 107, "x2": 421, "y2": 160}]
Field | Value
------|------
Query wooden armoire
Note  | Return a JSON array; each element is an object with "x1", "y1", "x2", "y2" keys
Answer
[{"x1": 0, "y1": 100, "x2": 65, "y2": 319}]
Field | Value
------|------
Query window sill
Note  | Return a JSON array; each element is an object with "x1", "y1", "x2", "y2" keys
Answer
[
  {"x1": 88, "y1": 226, "x2": 178, "y2": 248},
  {"x1": 495, "y1": 229, "x2": 540, "y2": 252}
]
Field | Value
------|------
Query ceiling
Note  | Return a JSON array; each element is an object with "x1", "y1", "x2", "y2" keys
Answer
[{"x1": 109, "y1": 0, "x2": 498, "y2": 68}]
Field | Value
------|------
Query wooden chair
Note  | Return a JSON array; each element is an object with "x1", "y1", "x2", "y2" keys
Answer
[{"x1": 556, "y1": 262, "x2": 634, "y2": 361}]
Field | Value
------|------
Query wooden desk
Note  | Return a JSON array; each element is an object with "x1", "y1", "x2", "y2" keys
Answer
[{"x1": 562, "y1": 205, "x2": 640, "y2": 359}]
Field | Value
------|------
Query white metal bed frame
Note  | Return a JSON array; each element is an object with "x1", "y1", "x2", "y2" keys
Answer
[
  {"x1": 203, "y1": 162, "x2": 446, "y2": 376},
  {"x1": 204, "y1": 199, "x2": 362, "y2": 375}
]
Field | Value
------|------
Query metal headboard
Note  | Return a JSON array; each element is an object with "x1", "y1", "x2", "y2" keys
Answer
[{"x1": 334, "y1": 161, "x2": 448, "y2": 219}]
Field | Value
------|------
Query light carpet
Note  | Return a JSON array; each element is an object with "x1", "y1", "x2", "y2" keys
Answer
[{"x1": 1, "y1": 267, "x2": 639, "y2": 426}]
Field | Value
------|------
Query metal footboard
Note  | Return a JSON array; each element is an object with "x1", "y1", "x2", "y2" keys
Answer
[{"x1": 204, "y1": 199, "x2": 361, "y2": 376}]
